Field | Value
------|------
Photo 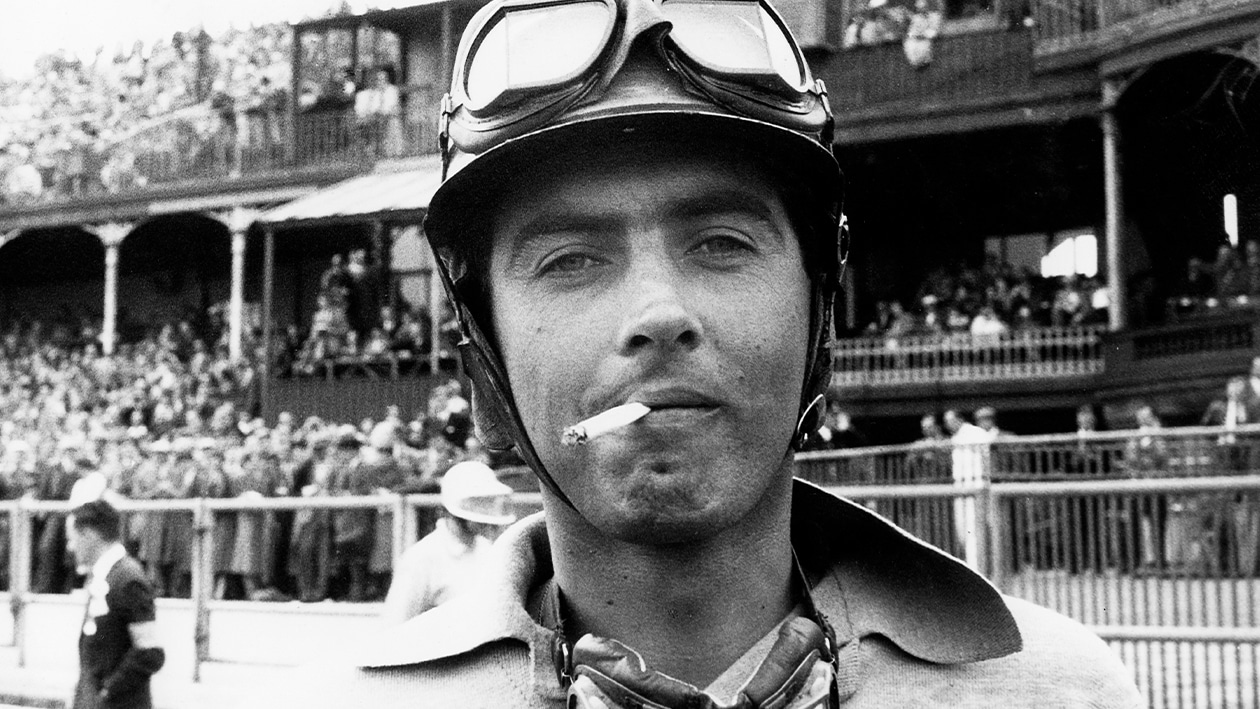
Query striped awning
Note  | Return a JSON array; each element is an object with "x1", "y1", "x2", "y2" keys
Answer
[{"x1": 259, "y1": 155, "x2": 443, "y2": 227}]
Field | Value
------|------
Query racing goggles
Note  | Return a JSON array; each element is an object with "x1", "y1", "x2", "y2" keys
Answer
[
  {"x1": 444, "y1": 0, "x2": 832, "y2": 153},
  {"x1": 561, "y1": 618, "x2": 837, "y2": 709}
]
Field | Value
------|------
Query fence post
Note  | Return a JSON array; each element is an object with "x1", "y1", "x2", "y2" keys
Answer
[
  {"x1": 392, "y1": 494, "x2": 407, "y2": 571},
  {"x1": 986, "y1": 484, "x2": 1009, "y2": 591},
  {"x1": 974, "y1": 480, "x2": 992, "y2": 580},
  {"x1": 12, "y1": 499, "x2": 31, "y2": 667},
  {"x1": 190, "y1": 500, "x2": 211, "y2": 683},
  {"x1": 402, "y1": 495, "x2": 419, "y2": 553}
]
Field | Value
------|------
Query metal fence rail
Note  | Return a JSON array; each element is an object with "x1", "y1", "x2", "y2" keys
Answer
[
  {"x1": 796, "y1": 424, "x2": 1260, "y2": 485},
  {"x1": 830, "y1": 476, "x2": 1260, "y2": 707}
]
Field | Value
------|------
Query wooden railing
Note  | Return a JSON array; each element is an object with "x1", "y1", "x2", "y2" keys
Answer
[
  {"x1": 831, "y1": 325, "x2": 1105, "y2": 387},
  {"x1": 1032, "y1": 0, "x2": 1258, "y2": 56},
  {"x1": 828, "y1": 27, "x2": 1038, "y2": 113}
]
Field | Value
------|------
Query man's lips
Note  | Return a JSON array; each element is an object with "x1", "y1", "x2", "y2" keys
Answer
[{"x1": 624, "y1": 386, "x2": 724, "y2": 411}]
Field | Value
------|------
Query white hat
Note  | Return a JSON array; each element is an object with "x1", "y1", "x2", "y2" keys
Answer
[{"x1": 440, "y1": 461, "x2": 516, "y2": 525}]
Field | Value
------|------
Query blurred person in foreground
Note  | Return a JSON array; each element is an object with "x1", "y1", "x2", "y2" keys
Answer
[
  {"x1": 276, "y1": 1, "x2": 1140, "y2": 706},
  {"x1": 68, "y1": 499, "x2": 165, "y2": 709},
  {"x1": 380, "y1": 461, "x2": 515, "y2": 626}
]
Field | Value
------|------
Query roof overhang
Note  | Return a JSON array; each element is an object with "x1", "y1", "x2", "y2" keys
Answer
[{"x1": 258, "y1": 155, "x2": 443, "y2": 230}]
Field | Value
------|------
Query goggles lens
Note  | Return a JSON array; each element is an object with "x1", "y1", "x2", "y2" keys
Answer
[
  {"x1": 465, "y1": 1, "x2": 614, "y2": 108},
  {"x1": 661, "y1": 0, "x2": 806, "y2": 89}
]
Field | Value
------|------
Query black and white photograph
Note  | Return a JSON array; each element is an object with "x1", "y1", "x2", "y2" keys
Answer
[{"x1": 0, "y1": 0, "x2": 1258, "y2": 706}]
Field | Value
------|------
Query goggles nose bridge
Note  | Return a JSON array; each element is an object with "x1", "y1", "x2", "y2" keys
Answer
[{"x1": 607, "y1": 0, "x2": 675, "y2": 79}]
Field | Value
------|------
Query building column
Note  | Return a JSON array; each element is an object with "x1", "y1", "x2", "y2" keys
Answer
[
  {"x1": 260, "y1": 226, "x2": 277, "y2": 421},
  {"x1": 92, "y1": 223, "x2": 131, "y2": 355},
  {"x1": 1102, "y1": 79, "x2": 1127, "y2": 332},
  {"x1": 224, "y1": 208, "x2": 259, "y2": 361}
]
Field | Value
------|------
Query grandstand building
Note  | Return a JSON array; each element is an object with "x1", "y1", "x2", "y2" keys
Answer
[{"x1": 0, "y1": 0, "x2": 1258, "y2": 433}]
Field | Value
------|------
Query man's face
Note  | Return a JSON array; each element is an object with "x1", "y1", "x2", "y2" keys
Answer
[
  {"x1": 488, "y1": 146, "x2": 811, "y2": 543},
  {"x1": 66, "y1": 518, "x2": 103, "y2": 569}
]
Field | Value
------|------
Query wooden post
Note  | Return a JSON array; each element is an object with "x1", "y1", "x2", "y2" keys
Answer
[
  {"x1": 11, "y1": 499, "x2": 31, "y2": 667},
  {"x1": 190, "y1": 500, "x2": 212, "y2": 682},
  {"x1": 440, "y1": 6, "x2": 454, "y2": 91},
  {"x1": 93, "y1": 222, "x2": 131, "y2": 355},
  {"x1": 985, "y1": 483, "x2": 1008, "y2": 590},
  {"x1": 392, "y1": 494, "x2": 408, "y2": 571},
  {"x1": 226, "y1": 208, "x2": 259, "y2": 361},
  {"x1": 261, "y1": 227, "x2": 277, "y2": 421},
  {"x1": 1102, "y1": 80, "x2": 1127, "y2": 332},
  {"x1": 289, "y1": 27, "x2": 302, "y2": 166},
  {"x1": 402, "y1": 495, "x2": 419, "y2": 551}
]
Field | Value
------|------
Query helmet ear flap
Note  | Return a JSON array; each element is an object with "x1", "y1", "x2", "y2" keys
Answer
[{"x1": 467, "y1": 362, "x2": 518, "y2": 451}]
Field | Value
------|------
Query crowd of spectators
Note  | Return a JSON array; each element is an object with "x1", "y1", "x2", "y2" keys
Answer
[
  {"x1": 863, "y1": 256, "x2": 1109, "y2": 340},
  {"x1": 276, "y1": 251, "x2": 458, "y2": 378},
  {"x1": 0, "y1": 313, "x2": 518, "y2": 601},
  {"x1": 843, "y1": 0, "x2": 945, "y2": 67},
  {"x1": 1167, "y1": 240, "x2": 1260, "y2": 321},
  {"x1": 0, "y1": 23, "x2": 292, "y2": 205}
]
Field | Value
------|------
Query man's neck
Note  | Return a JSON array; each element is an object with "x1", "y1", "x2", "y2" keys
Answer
[{"x1": 546, "y1": 470, "x2": 796, "y2": 688}]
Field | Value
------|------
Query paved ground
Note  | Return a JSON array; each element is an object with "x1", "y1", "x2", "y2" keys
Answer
[{"x1": 0, "y1": 648, "x2": 289, "y2": 709}]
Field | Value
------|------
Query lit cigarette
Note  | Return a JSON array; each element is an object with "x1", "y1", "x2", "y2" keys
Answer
[{"x1": 561, "y1": 403, "x2": 651, "y2": 447}]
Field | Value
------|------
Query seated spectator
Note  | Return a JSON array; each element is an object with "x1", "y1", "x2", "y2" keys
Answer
[
  {"x1": 969, "y1": 304, "x2": 1009, "y2": 341},
  {"x1": 843, "y1": 0, "x2": 911, "y2": 48}
]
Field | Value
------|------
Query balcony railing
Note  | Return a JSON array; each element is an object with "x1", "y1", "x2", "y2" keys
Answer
[
  {"x1": 831, "y1": 325, "x2": 1105, "y2": 387},
  {"x1": 1032, "y1": 0, "x2": 1259, "y2": 56},
  {"x1": 0, "y1": 101, "x2": 439, "y2": 210},
  {"x1": 827, "y1": 27, "x2": 1038, "y2": 114}
]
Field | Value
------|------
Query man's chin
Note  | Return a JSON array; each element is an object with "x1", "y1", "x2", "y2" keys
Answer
[{"x1": 586, "y1": 484, "x2": 736, "y2": 545}]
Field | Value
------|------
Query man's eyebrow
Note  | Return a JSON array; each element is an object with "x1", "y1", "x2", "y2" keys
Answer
[
  {"x1": 500, "y1": 211, "x2": 621, "y2": 268},
  {"x1": 512, "y1": 212, "x2": 621, "y2": 243},
  {"x1": 663, "y1": 189, "x2": 782, "y2": 235}
]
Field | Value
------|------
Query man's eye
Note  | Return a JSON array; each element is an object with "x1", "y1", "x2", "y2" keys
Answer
[
  {"x1": 539, "y1": 251, "x2": 603, "y2": 275},
  {"x1": 691, "y1": 233, "x2": 755, "y2": 256}
]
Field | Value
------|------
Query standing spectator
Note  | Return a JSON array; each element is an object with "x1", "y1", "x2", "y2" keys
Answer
[
  {"x1": 944, "y1": 409, "x2": 990, "y2": 570},
  {"x1": 360, "y1": 422, "x2": 408, "y2": 598},
  {"x1": 345, "y1": 249, "x2": 382, "y2": 341},
  {"x1": 1202, "y1": 376, "x2": 1260, "y2": 575},
  {"x1": 902, "y1": 0, "x2": 943, "y2": 67},
  {"x1": 974, "y1": 406, "x2": 1005, "y2": 438},
  {"x1": 354, "y1": 65, "x2": 402, "y2": 157},
  {"x1": 1248, "y1": 355, "x2": 1260, "y2": 404},
  {"x1": 1245, "y1": 240, "x2": 1260, "y2": 296},
  {"x1": 68, "y1": 500, "x2": 165, "y2": 709},
  {"x1": 1127, "y1": 404, "x2": 1168, "y2": 573},
  {"x1": 328, "y1": 428, "x2": 372, "y2": 601},
  {"x1": 380, "y1": 461, "x2": 515, "y2": 626},
  {"x1": 1214, "y1": 243, "x2": 1247, "y2": 302}
]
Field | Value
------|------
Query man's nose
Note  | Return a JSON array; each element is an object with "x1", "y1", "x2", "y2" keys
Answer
[{"x1": 617, "y1": 270, "x2": 704, "y2": 355}]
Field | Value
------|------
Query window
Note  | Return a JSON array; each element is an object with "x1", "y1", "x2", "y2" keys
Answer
[
  {"x1": 985, "y1": 229, "x2": 1098, "y2": 279},
  {"x1": 1041, "y1": 231, "x2": 1097, "y2": 278}
]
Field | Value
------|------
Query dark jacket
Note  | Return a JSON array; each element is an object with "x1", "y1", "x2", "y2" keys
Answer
[{"x1": 75, "y1": 554, "x2": 158, "y2": 709}]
